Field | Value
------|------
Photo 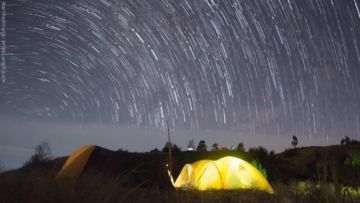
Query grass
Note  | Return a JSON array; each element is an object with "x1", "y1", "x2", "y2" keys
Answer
[
  {"x1": 1, "y1": 143, "x2": 359, "y2": 202},
  {"x1": 1, "y1": 169, "x2": 359, "y2": 203}
]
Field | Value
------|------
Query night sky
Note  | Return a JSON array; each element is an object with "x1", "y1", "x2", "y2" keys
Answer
[{"x1": 1, "y1": 0, "x2": 360, "y2": 169}]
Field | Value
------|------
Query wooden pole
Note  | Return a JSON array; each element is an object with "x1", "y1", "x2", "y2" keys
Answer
[{"x1": 167, "y1": 120, "x2": 173, "y2": 175}]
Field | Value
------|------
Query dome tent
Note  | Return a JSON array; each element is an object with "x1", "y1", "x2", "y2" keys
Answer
[
  {"x1": 168, "y1": 156, "x2": 273, "y2": 193},
  {"x1": 55, "y1": 145, "x2": 96, "y2": 184},
  {"x1": 55, "y1": 145, "x2": 121, "y2": 185},
  {"x1": 55, "y1": 145, "x2": 170, "y2": 187}
]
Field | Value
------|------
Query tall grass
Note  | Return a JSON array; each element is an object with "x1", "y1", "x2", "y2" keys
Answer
[{"x1": 1, "y1": 169, "x2": 359, "y2": 203}]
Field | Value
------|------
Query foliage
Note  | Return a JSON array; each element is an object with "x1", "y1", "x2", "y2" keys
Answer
[
  {"x1": 162, "y1": 142, "x2": 181, "y2": 153},
  {"x1": 248, "y1": 146, "x2": 269, "y2": 160},
  {"x1": 24, "y1": 141, "x2": 52, "y2": 167},
  {"x1": 150, "y1": 148, "x2": 159, "y2": 153},
  {"x1": 196, "y1": 140, "x2": 207, "y2": 152},
  {"x1": 341, "y1": 136, "x2": 351, "y2": 145},
  {"x1": 291, "y1": 135, "x2": 298, "y2": 148},
  {"x1": 251, "y1": 159, "x2": 268, "y2": 178},
  {"x1": 2, "y1": 141, "x2": 360, "y2": 202},
  {"x1": 0, "y1": 169, "x2": 277, "y2": 203},
  {"x1": 211, "y1": 143, "x2": 219, "y2": 151},
  {"x1": 236, "y1": 142, "x2": 245, "y2": 152},
  {"x1": 341, "y1": 136, "x2": 359, "y2": 145},
  {"x1": 2, "y1": 171, "x2": 360, "y2": 203},
  {"x1": 344, "y1": 152, "x2": 360, "y2": 167}
]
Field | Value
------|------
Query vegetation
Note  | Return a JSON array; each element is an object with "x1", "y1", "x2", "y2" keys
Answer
[
  {"x1": 23, "y1": 141, "x2": 52, "y2": 168},
  {"x1": 341, "y1": 136, "x2": 359, "y2": 145},
  {"x1": 345, "y1": 152, "x2": 360, "y2": 167},
  {"x1": 162, "y1": 142, "x2": 181, "y2": 153},
  {"x1": 196, "y1": 140, "x2": 207, "y2": 151},
  {"x1": 1, "y1": 166, "x2": 359, "y2": 202},
  {"x1": 250, "y1": 159, "x2": 268, "y2": 178},
  {"x1": 1, "y1": 141, "x2": 360, "y2": 202},
  {"x1": 291, "y1": 135, "x2": 298, "y2": 148},
  {"x1": 211, "y1": 143, "x2": 219, "y2": 151},
  {"x1": 236, "y1": 142, "x2": 245, "y2": 152},
  {"x1": 341, "y1": 136, "x2": 351, "y2": 145}
]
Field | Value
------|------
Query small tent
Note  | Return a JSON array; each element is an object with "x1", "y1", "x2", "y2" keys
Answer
[
  {"x1": 56, "y1": 145, "x2": 96, "y2": 184},
  {"x1": 55, "y1": 145, "x2": 122, "y2": 185},
  {"x1": 168, "y1": 156, "x2": 273, "y2": 193}
]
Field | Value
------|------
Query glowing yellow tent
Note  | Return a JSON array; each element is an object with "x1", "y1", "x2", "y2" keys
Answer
[
  {"x1": 168, "y1": 156, "x2": 273, "y2": 193},
  {"x1": 56, "y1": 145, "x2": 96, "y2": 184}
]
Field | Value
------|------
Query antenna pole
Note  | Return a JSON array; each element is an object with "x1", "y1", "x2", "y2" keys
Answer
[{"x1": 167, "y1": 120, "x2": 173, "y2": 175}]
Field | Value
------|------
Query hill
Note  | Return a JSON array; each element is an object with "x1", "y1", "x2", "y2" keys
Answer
[{"x1": 0, "y1": 143, "x2": 359, "y2": 202}]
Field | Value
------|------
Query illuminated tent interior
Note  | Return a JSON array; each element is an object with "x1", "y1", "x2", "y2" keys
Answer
[{"x1": 168, "y1": 156, "x2": 274, "y2": 193}]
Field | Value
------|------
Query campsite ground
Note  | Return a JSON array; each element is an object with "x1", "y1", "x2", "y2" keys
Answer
[
  {"x1": 0, "y1": 143, "x2": 359, "y2": 202},
  {"x1": 0, "y1": 172, "x2": 358, "y2": 202}
]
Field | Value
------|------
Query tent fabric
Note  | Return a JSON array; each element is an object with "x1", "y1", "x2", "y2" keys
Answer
[
  {"x1": 169, "y1": 156, "x2": 273, "y2": 193},
  {"x1": 56, "y1": 145, "x2": 96, "y2": 184}
]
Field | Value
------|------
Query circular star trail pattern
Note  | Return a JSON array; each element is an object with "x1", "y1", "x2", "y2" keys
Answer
[{"x1": 1, "y1": 0, "x2": 360, "y2": 140}]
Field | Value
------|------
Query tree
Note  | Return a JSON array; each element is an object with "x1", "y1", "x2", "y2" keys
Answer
[
  {"x1": 291, "y1": 135, "x2": 298, "y2": 148},
  {"x1": 150, "y1": 148, "x2": 159, "y2": 153},
  {"x1": 162, "y1": 142, "x2": 181, "y2": 153},
  {"x1": 24, "y1": 140, "x2": 52, "y2": 167},
  {"x1": 196, "y1": 140, "x2": 207, "y2": 151},
  {"x1": 211, "y1": 143, "x2": 219, "y2": 151},
  {"x1": 236, "y1": 142, "x2": 245, "y2": 152},
  {"x1": 341, "y1": 136, "x2": 359, "y2": 145},
  {"x1": 248, "y1": 146, "x2": 269, "y2": 160},
  {"x1": 341, "y1": 136, "x2": 351, "y2": 145}
]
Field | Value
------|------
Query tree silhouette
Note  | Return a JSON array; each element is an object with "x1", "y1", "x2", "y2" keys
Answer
[
  {"x1": 341, "y1": 136, "x2": 351, "y2": 145},
  {"x1": 248, "y1": 146, "x2": 269, "y2": 160},
  {"x1": 236, "y1": 142, "x2": 245, "y2": 152},
  {"x1": 341, "y1": 136, "x2": 359, "y2": 145},
  {"x1": 196, "y1": 140, "x2": 207, "y2": 151},
  {"x1": 24, "y1": 140, "x2": 52, "y2": 167},
  {"x1": 211, "y1": 143, "x2": 219, "y2": 151},
  {"x1": 162, "y1": 142, "x2": 181, "y2": 153},
  {"x1": 150, "y1": 148, "x2": 159, "y2": 153},
  {"x1": 291, "y1": 135, "x2": 298, "y2": 148}
]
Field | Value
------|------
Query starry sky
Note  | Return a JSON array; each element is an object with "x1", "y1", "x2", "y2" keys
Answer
[{"x1": 1, "y1": 0, "x2": 360, "y2": 169}]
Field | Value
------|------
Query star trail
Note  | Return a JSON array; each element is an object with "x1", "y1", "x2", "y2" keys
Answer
[{"x1": 1, "y1": 0, "x2": 360, "y2": 143}]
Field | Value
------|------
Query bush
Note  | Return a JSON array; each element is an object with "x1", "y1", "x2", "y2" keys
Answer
[
  {"x1": 24, "y1": 141, "x2": 52, "y2": 167},
  {"x1": 162, "y1": 142, "x2": 181, "y2": 153},
  {"x1": 248, "y1": 146, "x2": 269, "y2": 160},
  {"x1": 344, "y1": 152, "x2": 360, "y2": 167},
  {"x1": 251, "y1": 159, "x2": 268, "y2": 178}
]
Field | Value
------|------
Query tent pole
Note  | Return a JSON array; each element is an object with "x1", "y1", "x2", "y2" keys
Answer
[{"x1": 167, "y1": 120, "x2": 173, "y2": 176}]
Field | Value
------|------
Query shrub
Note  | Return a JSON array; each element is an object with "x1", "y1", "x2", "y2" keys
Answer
[
  {"x1": 344, "y1": 152, "x2": 360, "y2": 167},
  {"x1": 24, "y1": 141, "x2": 52, "y2": 167},
  {"x1": 251, "y1": 159, "x2": 268, "y2": 178}
]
